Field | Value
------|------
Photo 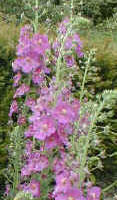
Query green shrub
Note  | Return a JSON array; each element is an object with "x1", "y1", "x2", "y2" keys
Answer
[
  {"x1": 74, "y1": 30, "x2": 117, "y2": 186},
  {"x1": 0, "y1": 19, "x2": 21, "y2": 197},
  {"x1": 80, "y1": 0, "x2": 117, "y2": 24}
]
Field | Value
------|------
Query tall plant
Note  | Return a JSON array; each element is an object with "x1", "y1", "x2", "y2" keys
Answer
[{"x1": 4, "y1": 0, "x2": 117, "y2": 199}]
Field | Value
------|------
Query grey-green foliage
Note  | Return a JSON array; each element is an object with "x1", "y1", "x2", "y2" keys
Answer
[
  {"x1": 4, "y1": 126, "x2": 24, "y2": 200},
  {"x1": 0, "y1": 0, "x2": 69, "y2": 26},
  {"x1": 0, "y1": 0, "x2": 116, "y2": 25}
]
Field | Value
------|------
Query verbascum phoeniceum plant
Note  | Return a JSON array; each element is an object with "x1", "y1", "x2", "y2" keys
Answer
[{"x1": 4, "y1": 0, "x2": 117, "y2": 200}]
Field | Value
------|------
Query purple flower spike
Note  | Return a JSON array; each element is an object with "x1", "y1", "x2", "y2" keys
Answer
[
  {"x1": 87, "y1": 186, "x2": 101, "y2": 200},
  {"x1": 22, "y1": 179, "x2": 40, "y2": 198}
]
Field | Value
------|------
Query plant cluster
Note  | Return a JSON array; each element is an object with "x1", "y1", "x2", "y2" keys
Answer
[
  {"x1": 1, "y1": 0, "x2": 117, "y2": 199},
  {"x1": 4, "y1": 2, "x2": 117, "y2": 197}
]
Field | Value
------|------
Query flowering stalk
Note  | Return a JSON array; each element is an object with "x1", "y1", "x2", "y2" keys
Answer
[
  {"x1": 6, "y1": 0, "x2": 117, "y2": 199},
  {"x1": 34, "y1": 0, "x2": 39, "y2": 32},
  {"x1": 80, "y1": 51, "x2": 91, "y2": 103}
]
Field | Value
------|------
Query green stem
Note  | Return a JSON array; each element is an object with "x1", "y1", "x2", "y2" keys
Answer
[
  {"x1": 102, "y1": 180, "x2": 117, "y2": 193},
  {"x1": 70, "y1": 0, "x2": 74, "y2": 22},
  {"x1": 80, "y1": 55, "x2": 91, "y2": 103},
  {"x1": 34, "y1": 0, "x2": 39, "y2": 32},
  {"x1": 78, "y1": 100, "x2": 105, "y2": 187}
]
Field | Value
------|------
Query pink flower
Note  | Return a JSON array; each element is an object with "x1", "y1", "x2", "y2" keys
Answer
[
  {"x1": 58, "y1": 18, "x2": 69, "y2": 34},
  {"x1": 25, "y1": 140, "x2": 33, "y2": 156},
  {"x1": 21, "y1": 56, "x2": 39, "y2": 73},
  {"x1": 73, "y1": 34, "x2": 84, "y2": 57},
  {"x1": 17, "y1": 25, "x2": 32, "y2": 56},
  {"x1": 45, "y1": 133, "x2": 61, "y2": 150},
  {"x1": 31, "y1": 33, "x2": 50, "y2": 56},
  {"x1": 32, "y1": 70, "x2": 44, "y2": 85},
  {"x1": 9, "y1": 100, "x2": 18, "y2": 117},
  {"x1": 76, "y1": 45, "x2": 84, "y2": 57},
  {"x1": 53, "y1": 158, "x2": 67, "y2": 175},
  {"x1": 12, "y1": 58, "x2": 21, "y2": 72},
  {"x1": 34, "y1": 116, "x2": 56, "y2": 140},
  {"x1": 21, "y1": 153, "x2": 48, "y2": 176},
  {"x1": 4, "y1": 184, "x2": 10, "y2": 196},
  {"x1": 23, "y1": 179, "x2": 40, "y2": 198},
  {"x1": 25, "y1": 98, "x2": 36, "y2": 109},
  {"x1": 17, "y1": 114, "x2": 26, "y2": 125},
  {"x1": 65, "y1": 56, "x2": 75, "y2": 67},
  {"x1": 64, "y1": 36, "x2": 73, "y2": 50},
  {"x1": 52, "y1": 100, "x2": 76, "y2": 124},
  {"x1": 19, "y1": 25, "x2": 31, "y2": 44},
  {"x1": 54, "y1": 187, "x2": 85, "y2": 200},
  {"x1": 13, "y1": 72, "x2": 21, "y2": 87},
  {"x1": 17, "y1": 39, "x2": 31, "y2": 57},
  {"x1": 87, "y1": 187, "x2": 101, "y2": 200},
  {"x1": 57, "y1": 125, "x2": 69, "y2": 145},
  {"x1": 13, "y1": 84, "x2": 30, "y2": 98},
  {"x1": 25, "y1": 124, "x2": 35, "y2": 138},
  {"x1": 54, "y1": 172, "x2": 71, "y2": 193},
  {"x1": 15, "y1": 56, "x2": 39, "y2": 73}
]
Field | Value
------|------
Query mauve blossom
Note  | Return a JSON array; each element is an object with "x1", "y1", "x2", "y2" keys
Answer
[
  {"x1": 13, "y1": 84, "x2": 30, "y2": 98},
  {"x1": 18, "y1": 25, "x2": 31, "y2": 43},
  {"x1": 13, "y1": 72, "x2": 21, "y2": 87},
  {"x1": 54, "y1": 187, "x2": 85, "y2": 200},
  {"x1": 9, "y1": 100, "x2": 18, "y2": 117},
  {"x1": 25, "y1": 140, "x2": 33, "y2": 156},
  {"x1": 57, "y1": 125, "x2": 69, "y2": 145},
  {"x1": 31, "y1": 33, "x2": 50, "y2": 56},
  {"x1": 17, "y1": 25, "x2": 32, "y2": 56},
  {"x1": 54, "y1": 171, "x2": 71, "y2": 194},
  {"x1": 21, "y1": 165, "x2": 32, "y2": 177},
  {"x1": 73, "y1": 34, "x2": 83, "y2": 46},
  {"x1": 34, "y1": 116, "x2": 56, "y2": 140},
  {"x1": 17, "y1": 114, "x2": 26, "y2": 125},
  {"x1": 53, "y1": 158, "x2": 67, "y2": 175},
  {"x1": 45, "y1": 133, "x2": 61, "y2": 150},
  {"x1": 22, "y1": 179, "x2": 40, "y2": 198},
  {"x1": 21, "y1": 56, "x2": 39, "y2": 73},
  {"x1": 14, "y1": 55, "x2": 39, "y2": 73},
  {"x1": 17, "y1": 40, "x2": 31, "y2": 57},
  {"x1": 64, "y1": 36, "x2": 73, "y2": 50},
  {"x1": 52, "y1": 100, "x2": 76, "y2": 124},
  {"x1": 65, "y1": 56, "x2": 75, "y2": 67},
  {"x1": 76, "y1": 45, "x2": 84, "y2": 58},
  {"x1": 58, "y1": 17, "x2": 69, "y2": 34},
  {"x1": 32, "y1": 70, "x2": 44, "y2": 85},
  {"x1": 87, "y1": 187, "x2": 101, "y2": 200},
  {"x1": 21, "y1": 153, "x2": 48, "y2": 176},
  {"x1": 24, "y1": 124, "x2": 35, "y2": 138},
  {"x1": 25, "y1": 98, "x2": 36, "y2": 109},
  {"x1": 4, "y1": 184, "x2": 10, "y2": 196},
  {"x1": 12, "y1": 58, "x2": 21, "y2": 72}
]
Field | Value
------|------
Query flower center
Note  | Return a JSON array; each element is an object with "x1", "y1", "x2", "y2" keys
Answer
[
  {"x1": 68, "y1": 197, "x2": 75, "y2": 200},
  {"x1": 62, "y1": 109, "x2": 67, "y2": 115},
  {"x1": 91, "y1": 193, "x2": 96, "y2": 198},
  {"x1": 38, "y1": 39, "x2": 42, "y2": 45},
  {"x1": 61, "y1": 178, "x2": 67, "y2": 184},
  {"x1": 42, "y1": 124, "x2": 48, "y2": 131},
  {"x1": 26, "y1": 57, "x2": 31, "y2": 63},
  {"x1": 31, "y1": 184, "x2": 36, "y2": 190}
]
